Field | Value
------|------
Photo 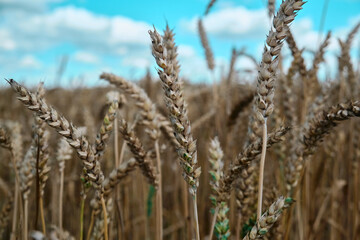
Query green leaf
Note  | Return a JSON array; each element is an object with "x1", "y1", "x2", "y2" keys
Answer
[{"x1": 146, "y1": 185, "x2": 156, "y2": 217}]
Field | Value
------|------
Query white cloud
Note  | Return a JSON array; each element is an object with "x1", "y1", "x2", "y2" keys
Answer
[
  {"x1": 0, "y1": 29, "x2": 16, "y2": 50},
  {"x1": 181, "y1": 6, "x2": 269, "y2": 39},
  {"x1": 1, "y1": 6, "x2": 152, "y2": 55},
  {"x1": 122, "y1": 56, "x2": 151, "y2": 69},
  {"x1": 0, "y1": 0, "x2": 62, "y2": 13},
  {"x1": 74, "y1": 51, "x2": 99, "y2": 64},
  {"x1": 19, "y1": 55, "x2": 42, "y2": 69}
]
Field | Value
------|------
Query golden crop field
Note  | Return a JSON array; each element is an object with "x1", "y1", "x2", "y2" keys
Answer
[{"x1": 0, "y1": 0, "x2": 360, "y2": 239}]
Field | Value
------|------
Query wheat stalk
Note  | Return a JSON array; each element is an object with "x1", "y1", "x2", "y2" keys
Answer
[
  {"x1": 56, "y1": 138, "x2": 73, "y2": 236},
  {"x1": 254, "y1": 0, "x2": 304, "y2": 220},
  {"x1": 149, "y1": 25, "x2": 201, "y2": 240}
]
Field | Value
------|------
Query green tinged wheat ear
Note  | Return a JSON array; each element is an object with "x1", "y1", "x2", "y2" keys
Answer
[
  {"x1": 234, "y1": 162, "x2": 258, "y2": 222},
  {"x1": 100, "y1": 73, "x2": 161, "y2": 141},
  {"x1": 149, "y1": 24, "x2": 201, "y2": 240},
  {"x1": 149, "y1": 25, "x2": 201, "y2": 194},
  {"x1": 95, "y1": 91, "x2": 120, "y2": 158},
  {"x1": 208, "y1": 137, "x2": 230, "y2": 240},
  {"x1": 242, "y1": 197, "x2": 294, "y2": 240}
]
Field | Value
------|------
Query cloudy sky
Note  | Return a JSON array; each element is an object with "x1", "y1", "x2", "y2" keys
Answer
[{"x1": 0, "y1": 0, "x2": 360, "y2": 87}]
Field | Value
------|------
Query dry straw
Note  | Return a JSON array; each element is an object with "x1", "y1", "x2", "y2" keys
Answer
[{"x1": 198, "y1": 18, "x2": 215, "y2": 71}]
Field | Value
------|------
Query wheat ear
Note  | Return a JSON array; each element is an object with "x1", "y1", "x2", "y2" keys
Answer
[
  {"x1": 242, "y1": 197, "x2": 294, "y2": 240},
  {"x1": 19, "y1": 148, "x2": 36, "y2": 240},
  {"x1": 198, "y1": 18, "x2": 215, "y2": 71},
  {"x1": 219, "y1": 126, "x2": 290, "y2": 199},
  {"x1": 33, "y1": 83, "x2": 51, "y2": 235},
  {"x1": 7, "y1": 79, "x2": 104, "y2": 191},
  {"x1": 95, "y1": 91, "x2": 121, "y2": 159},
  {"x1": 208, "y1": 137, "x2": 230, "y2": 240},
  {"x1": 288, "y1": 101, "x2": 360, "y2": 192},
  {"x1": 100, "y1": 73, "x2": 161, "y2": 140},
  {"x1": 118, "y1": 118, "x2": 158, "y2": 186},
  {"x1": 1, "y1": 123, "x2": 23, "y2": 240}
]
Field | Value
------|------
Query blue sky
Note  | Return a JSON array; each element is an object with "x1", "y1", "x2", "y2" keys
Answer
[{"x1": 0, "y1": 0, "x2": 360, "y2": 87}]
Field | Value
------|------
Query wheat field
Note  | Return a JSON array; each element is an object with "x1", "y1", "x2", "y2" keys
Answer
[{"x1": 1, "y1": 0, "x2": 360, "y2": 239}]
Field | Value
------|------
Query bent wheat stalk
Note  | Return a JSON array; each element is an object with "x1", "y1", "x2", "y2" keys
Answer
[{"x1": 6, "y1": 79, "x2": 104, "y2": 192}]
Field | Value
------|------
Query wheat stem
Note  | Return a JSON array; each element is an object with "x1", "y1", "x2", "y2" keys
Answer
[
  {"x1": 23, "y1": 198, "x2": 28, "y2": 240},
  {"x1": 10, "y1": 172, "x2": 19, "y2": 240},
  {"x1": 208, "y1": 206, "x2": 219, "y2": 240},
  {"x1": 79, "y1": 195, "x2": 85, "y2": 240},
  {"x1": 155, "y1": 140, "x2": 163, "y2": 240},
  {"x1": 193, "y1": 194, "x2": 200, "y2": 240},
  {"x1": 40, "y1": 197, "x2": 46, "y2": 234},
  {"x1": 59, "y1": 169, "x2": 64, "y2": 236},
  {"x1": 86, "y1": 211, "x2": 95, "y2": 240},
  {"x1": 257, "y1": 120, "x2": 267, "y2": 221},
  {"x1": 101, "y1": 196, "x2": 109, "y2": 240}
]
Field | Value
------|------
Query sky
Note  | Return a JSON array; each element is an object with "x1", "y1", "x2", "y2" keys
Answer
[{"x1": 0, "y1": 0, "x2": 360, "y2": 88}]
